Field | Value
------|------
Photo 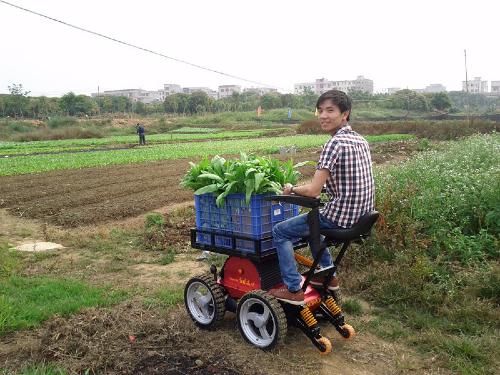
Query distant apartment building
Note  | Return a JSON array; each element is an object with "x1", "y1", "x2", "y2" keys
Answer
[
  {"x1": 424, "y1": 84, "x2": 446, "y2": 93},
  {"x1": 378, "y1": 87, "x2": 401, "y2": 94},
  {"x1": 462, "y1": 77, "x2": 488, "y2": 93},
  {"x1": 91, "y1": 89, "x2": 162, "y2": 104},
  {"x1": 218, "y1": 85, "x2": 241, "y2": 99},
  {"x1": 490, "y1": 81, "x2": 500, "y2": 96},
  {"x1": 243, "y1": 87, "x2": 278, "y2": 95},
  {"x1": 294, "y1": 76, "x2": 373, "y2": 95},
  {"x1": 163, "y1": 84, "x2": 183, "y2": 96},
  {"x1": 183, "y1": 87, "x2": 218, "y2": 99}
]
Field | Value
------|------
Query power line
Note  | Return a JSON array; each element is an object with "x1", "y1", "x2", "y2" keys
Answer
[{"x1": 0, "y1": 0, "x2": 279, "y2": 89}]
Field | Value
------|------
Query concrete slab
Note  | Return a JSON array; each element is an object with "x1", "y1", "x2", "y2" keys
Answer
[{"x1": 15, "y1": 241, "x2": 64, "y2": 252}]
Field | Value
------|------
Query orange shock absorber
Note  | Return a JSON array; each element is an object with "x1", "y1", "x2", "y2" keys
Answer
[
  {"x1": 294, "y1": 252, "x2": 314, "y2": 267},
  {"x1": 300, "y1": 306, "x2": 318, "y2": 328},
  {"x1": 324, "y1": 296, "x2": 342, "y2": 316}
]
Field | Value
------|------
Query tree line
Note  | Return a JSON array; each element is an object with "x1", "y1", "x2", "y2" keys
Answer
[{"x1": 1, "y1": 83, "x2": 498, "y2": 119}]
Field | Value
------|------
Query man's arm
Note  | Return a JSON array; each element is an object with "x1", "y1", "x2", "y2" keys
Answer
[{"x1": 283, "y1": 169, "x2": 329, "y2": 197}]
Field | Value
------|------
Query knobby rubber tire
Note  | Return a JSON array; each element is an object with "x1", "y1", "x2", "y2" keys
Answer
[
  {"x1": 236, "y1": 290, "x2": 287, "y2": 351},
  {"x1": 184, "y1": 273, "x2": 225, "y2": 330}
]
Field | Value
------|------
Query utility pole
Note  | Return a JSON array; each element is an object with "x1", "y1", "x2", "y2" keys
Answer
[{"x1": 464, "y1": 49, "x2": 471, "y2": 125}]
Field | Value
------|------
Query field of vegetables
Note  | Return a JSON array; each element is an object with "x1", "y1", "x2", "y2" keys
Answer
[
  {"x1": 0, "y1": 133, "x2": 413, "y2": 176},
  {"x1": 0, "y1": 129, "x2": 279, "y2": 156}
]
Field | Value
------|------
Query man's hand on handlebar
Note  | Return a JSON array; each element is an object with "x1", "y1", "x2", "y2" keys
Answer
[{"x1": 283, "y1": 183, "x2": 294, "y2": 195}]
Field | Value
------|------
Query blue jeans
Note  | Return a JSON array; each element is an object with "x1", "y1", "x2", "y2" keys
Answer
[{"x1": 272, "y1": 213, "x2": 339, "y2": 292}]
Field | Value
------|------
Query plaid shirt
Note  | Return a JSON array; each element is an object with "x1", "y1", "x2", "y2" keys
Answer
[{"x1": 317, "y1": 125, "x2": 375, "y2": 228}]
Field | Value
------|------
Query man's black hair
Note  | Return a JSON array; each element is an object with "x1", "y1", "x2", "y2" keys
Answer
[{"x1": 316, "y1": 90, "x2": 352, "y2": 121}]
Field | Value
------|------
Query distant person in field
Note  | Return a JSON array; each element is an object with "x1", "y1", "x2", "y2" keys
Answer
[
  {"x1": 269, "y1": 89, "x2": 375, "y2": 305},
  {"x1": 136, "y1": 123, "x2": 146, "y2": 145}
]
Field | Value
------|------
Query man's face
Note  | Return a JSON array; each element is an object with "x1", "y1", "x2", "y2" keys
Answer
[{"x1": 318, "y1": 99, "x2": 349, "y2": 135}]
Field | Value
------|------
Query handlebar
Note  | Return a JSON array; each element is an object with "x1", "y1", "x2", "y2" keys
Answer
[{"x1": 263, "y1": 194, "x2": 321, "y2": 208}]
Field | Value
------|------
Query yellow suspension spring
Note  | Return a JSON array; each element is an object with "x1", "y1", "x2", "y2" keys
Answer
[
  {"x1": 300, "y1": 306, "x2": 318, "y2": 328},
  {"x1": 325, "y1": 296, "x2": 341, "y2": 316}
]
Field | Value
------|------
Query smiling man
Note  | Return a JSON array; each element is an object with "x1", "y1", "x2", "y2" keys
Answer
[{"x1": 269, "y1": 89, "x2": 375, "y2": 305}]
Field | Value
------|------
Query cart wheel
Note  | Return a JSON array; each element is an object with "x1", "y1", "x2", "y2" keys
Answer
[
  {"x1": 184, "y1": 274, "x2": 225, "y2": 329},
  {"x1": 341, "y1": 324, "x2": 356, "y2": 339},
  {"x1": 237, "y1": 290, "x2": 287, "y2": 350},
  {"x1": 317, "y1": 336, "x2": 332, "y2": 355}
]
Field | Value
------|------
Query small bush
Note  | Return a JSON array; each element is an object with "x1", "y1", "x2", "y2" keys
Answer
[
  {"x1": 11, "y1": 127, "x2": 104, "y2": 142},
  {"x1": 159, "y1": 248, "x2": 176, "y2": 265},
  {"x1": 342, "y1": 298, "x2": 363, "y2": 315},
  {"x1": 297, "y1": 119, "x2": 321, "y2": 134},
  {"x1": 47, "y1": 116, "x2": 78, "y2": 128},
  {"x1": 143, "y1": 213, "x2": 166, "y2": 251}
]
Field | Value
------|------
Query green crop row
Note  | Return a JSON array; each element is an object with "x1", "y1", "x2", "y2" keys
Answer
[
  {"x1": 0, "y1": 134, "x2": 413, "y2": 176},
  {"x1": 0, "y1": 129, "x2": 275, "y2": 155}
]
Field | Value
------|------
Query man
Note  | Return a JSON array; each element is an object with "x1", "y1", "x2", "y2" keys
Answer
[
  {"x1": 269, "y1": 90, "x2": 375, "y2": 305},
  {"x1": 137, "y1": 123, "x2": 146, "y2": 145}
]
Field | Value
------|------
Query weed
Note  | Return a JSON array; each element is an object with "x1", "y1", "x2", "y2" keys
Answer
[
  {"x1": 159, "y1": 248, "x2": 176, "y2": 265},
  {"x1": 143, "y1": 213, "x2": 166, "y2": 251},
  {"x1": 342, "y1": 298, "x2": 363, "y2": 315},
  {"x1": 5, "y1": 364, "x2": 68, "y2": 375},
  {"x1": 143, "y1": 287, "x2": 183, "y2": 308}
]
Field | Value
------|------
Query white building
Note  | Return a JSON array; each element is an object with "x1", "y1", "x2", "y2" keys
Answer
[
  {"x1": 424, "y1": 84, "x2": 447, "y2": 93},
  {"x1": 462, "y1": 77, "x2": 488, "y2": 93},
  {"x1": 218, "y1": 85, "x2": 241, "y2": 99},
  {"x1": 91, "y1": 89, "x2": 162, "y2": 104},
  {"x1": 183, "y1": 87, "x2": 218, "y2": 99},
  {"x1": 243, "y1": 87, "x2": 278, "y2": 95},
  {"x1": 490, "y1": 81, "x2": 500, "y2": 96},
  {"x1": 163, "y1": 84, "x2": 183, "y2": 96},
  {"x1": 294, "y1": 76, "x2": 373, "y2": 95}
]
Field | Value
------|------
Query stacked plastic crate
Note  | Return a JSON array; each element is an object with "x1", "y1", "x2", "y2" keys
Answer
[{"x1": 194, "y1": 193, "x2": 299, "y2": 254}]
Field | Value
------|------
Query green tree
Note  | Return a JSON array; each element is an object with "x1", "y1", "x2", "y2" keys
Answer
[
  {"x1": 189, "y1": 91, "x2": 210, "y2": 113},
  {"x1": 430, "y1": 92, "x2": 452, "y2": 111},
  {"x1": 7, "y1": 83, "x2": 30, "y2": 117},
  {"x1": 260, "y1": 93, "x2": 282, "y2": 110},
  {"x1": 389, "y1": 89, "x2": 429, "y2": 112}
]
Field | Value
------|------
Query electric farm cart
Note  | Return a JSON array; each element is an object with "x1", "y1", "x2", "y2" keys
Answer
[{"x1": 185, "y1": 192, "x2": 379, "y2": 353}]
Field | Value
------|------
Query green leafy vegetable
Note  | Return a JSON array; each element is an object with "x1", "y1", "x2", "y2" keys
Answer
[{"x1": 181, "y1": 152, "x2": 308, "y2": 206}]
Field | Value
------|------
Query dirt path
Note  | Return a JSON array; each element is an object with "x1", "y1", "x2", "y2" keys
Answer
[{"x1": 0, "y1": 301, "x2": 437, "y2": 375}]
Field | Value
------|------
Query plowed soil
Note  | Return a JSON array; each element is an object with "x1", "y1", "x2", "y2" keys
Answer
[
  {"x1": 0, "y1": 142, "x2": 417, "y2": 228},
  {"x1": 0, "y1": 151, "x2": 316, "y2": 228}
]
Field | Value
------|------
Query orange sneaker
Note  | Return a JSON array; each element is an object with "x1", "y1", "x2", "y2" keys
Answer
[
  {"x1": 310, "y1": 275, "x2": 340, "y2": 291},
  {"x1": 268, "y1": 287, "x2": 304, "y2": 305}
]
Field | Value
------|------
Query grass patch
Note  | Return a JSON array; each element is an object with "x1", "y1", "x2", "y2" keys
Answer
[
  {"x1": 143, "y1": 287, "x2": 183, "y2": 308},
  {"x1": 342, "y1": 298, "x2": 363, "y2": 315},
  {"x1": 0, "y1": 276, "x2": 126, "y2": 336},
  {"x1": 1, "y1": 364, "x2": 68, "y2": 375},
  {"x1": 158, "y1": 249, "x2": 175, "y2": 265}
]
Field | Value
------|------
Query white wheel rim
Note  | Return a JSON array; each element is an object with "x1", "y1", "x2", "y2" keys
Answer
[
  {"x1": 186, "y1": 281, "x2": 215, "y2": 325},
  {"x1": 239, "y1": 297, "x2": 276, "y2": 347}
]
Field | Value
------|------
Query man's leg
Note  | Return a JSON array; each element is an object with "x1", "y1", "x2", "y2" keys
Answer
[{"x1": 269, "y1": 214, "x2": 310, "y2": 304}]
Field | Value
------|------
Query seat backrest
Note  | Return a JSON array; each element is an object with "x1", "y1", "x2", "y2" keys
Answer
[
  {"x1": 355, "y1": 211, "x2": 380, "y2": 236},
  {"x1": 320, "y1": 211, "x2": 380, "y2": 242}
]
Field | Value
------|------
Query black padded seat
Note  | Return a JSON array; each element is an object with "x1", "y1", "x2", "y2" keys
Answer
[{"x1": 320, "y1": 211, "x2": 379, "y2": 242}]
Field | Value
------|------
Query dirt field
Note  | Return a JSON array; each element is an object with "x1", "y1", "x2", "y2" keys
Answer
[
  {"x1": 0, "y1": 140, "x2": 435, "y2": 375},
  {"x1": 0, "y1": 141, "x2": 418, "y2": 228}
]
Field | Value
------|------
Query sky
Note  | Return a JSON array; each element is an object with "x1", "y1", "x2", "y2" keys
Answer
[{"x1": 0, "y1": 0, "x2": 498, "y2": 97}]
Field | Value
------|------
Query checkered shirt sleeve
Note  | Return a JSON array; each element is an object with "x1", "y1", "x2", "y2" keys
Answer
[{"x1": 316, "y1": 126, "x2": 375, "y2": 228}]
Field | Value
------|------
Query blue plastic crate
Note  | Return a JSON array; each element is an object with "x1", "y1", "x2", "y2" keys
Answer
[
  {"x1": 194, "y1": 194, "x2": 232, "y2": 233},
  {"x1": 195, "y1": 193, "x2": 299, "y2": 241},
  {"x1": 226, "y1": 193, "x2": 299, "y2": 239}
]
